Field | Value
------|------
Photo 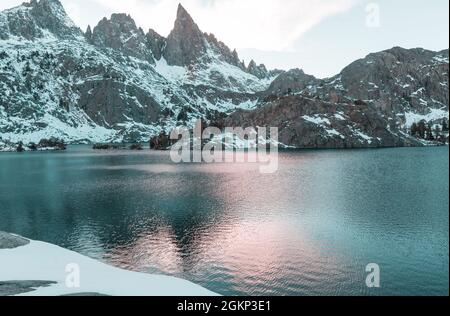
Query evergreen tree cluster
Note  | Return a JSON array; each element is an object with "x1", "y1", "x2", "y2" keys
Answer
[{"x1": 410, "y1": 118, "x2": 449, "y2": 143}]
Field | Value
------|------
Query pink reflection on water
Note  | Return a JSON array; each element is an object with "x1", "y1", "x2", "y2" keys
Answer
[
  {"x1": 99, "y1": 153, "x2": 348, "y2": 294},
  {"x1": 103, "y1": 224, "x2": 183, "y2": 275},
  {"x1": 101, "y1": 212, "x2": 346, "y2": 294},
  {"x1": 196, "y1": 217, "x2": 338, "y2": 292}
]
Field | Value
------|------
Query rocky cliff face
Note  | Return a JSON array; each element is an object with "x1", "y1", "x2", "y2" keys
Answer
[
  {"x1": 146, "y1": 29, "x2": 166, "y2": 61},
  {"x1": 247, "y1": 60, "x2": 269, "y2": 79},
  {"x1": 0, "y1": 0, "x2": 448, "y2": 148},
  {"x1": 164, "y1": 4, "x2": 244, "y2": 70},
  {"x1": 266, "y1": 69, "x2": 319, "y2": 95},
  {"x1": 164, "y1": 4, "x2": 206, "y2": 67},
  {"x1": 223, "y1": 96, "x2": 423, "y2": 149},
  {"x1": 263, "y1": 47, "x2": 449, "y2": 134},
  {"x1": 338, "y1": 47, "x2": 449, "y2": 116},
  {"x1": 0, "y1": 0, "x2": 82, "y2": 40},
  {"x1": 90, "y1": 14, "x2": 155, "y2": 63}
]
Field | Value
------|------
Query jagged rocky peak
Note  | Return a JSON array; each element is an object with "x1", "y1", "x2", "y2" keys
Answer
[
  {"x1": 0, "y1": 0, "x2": 82, "y2": 40},
  {"x1": 92, "y1": 13, "x2": 141, "y2": 42},
  {"x1": 85, "y1": 25, "x2": 92, "y2": 41},
  {"x1": 204, "y1": 33, "x2": 246, "y2": 69},
  {"x1": 91, "y1": 13, "x2": 155, "y2": 63},
  {"x1": 146, "y1": 29, "x2": 166, "y2": 61},
  {"x1": 164, "y1": 4, "x2": 207, "y2": 66},
  {"x1": 0, "y1": 2, "x2": 41, "y2": 40},
  {"x1": 163, "y1": 4, "x2": 253, "y2": 72},
  {"x1": 247, "y1": 60, "x2": 269, "y2": 79},
  {"x1": 110, "y1": 13, "x2": 139, "y2": 31},
  {"x1": 30, "y1": 0, "x2": 82, "y2": 39},
  {"x1": 175, "y1": 3, "x2": 196, "y2": 26}
]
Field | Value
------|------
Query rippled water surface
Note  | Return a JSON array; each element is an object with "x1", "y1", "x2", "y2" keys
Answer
[{"x1": 0, "y1": 146, "x2": 448, "y2": 295}]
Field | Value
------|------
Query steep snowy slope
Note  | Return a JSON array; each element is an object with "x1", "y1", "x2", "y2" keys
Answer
[{"x1": 0, "y1": 0, "x2": 272, "y2": 143}]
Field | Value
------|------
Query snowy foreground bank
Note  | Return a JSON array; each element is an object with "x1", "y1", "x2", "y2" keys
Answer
[{"x1": 0, "y1": 232, "x2": 217, "y2": 296}]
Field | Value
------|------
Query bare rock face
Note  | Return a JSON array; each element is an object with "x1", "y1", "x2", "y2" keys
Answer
[
  {"x1": 345, "y1": 47, "x2": 448, "y2": 115},
  {"x1": 264, "y1": 47, "x2": 449, "y2": 136},
  {"x1": 0, "y1": 3, "x2": 42, "y2": 40},
  {"x1": 164, "y1": 4, "x2": 246, "y2": 69},
  {"x1": 77, "y1": 78, "x2": 162, "y2": 127},
  {"x1": 204, "y1": 33, "x2": 246, "y2": 69},
  {"x1": 266, "y1": 69, "x2": 318, "y2": 96},
  {"x1": 146, "y1": 29, "x2": 166, "y2": 60},
  {"x1": 247, "y1": 60, "x2": 269, "y2": 79},
  {"x1": 30, "y1": 0, "x2": 83, "y2": 39},
  {"x1": 85, "y1": 25, "x2": 93, "y2": 41},
  {"x1": 223, "y1": 95, "x2": 423, "y2": 149},
  {"x1": 91, "y1": 14, "x2": 155, "y2": 63},
  {"x1": 0, "y1": 0, "x2": 82, "y2": 40},
  {"x1": 164, "y1": 4, "x2": 207, "y2": 66}
]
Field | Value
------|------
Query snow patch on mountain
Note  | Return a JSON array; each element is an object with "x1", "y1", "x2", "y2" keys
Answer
[
  {"x1": 402, "y1": 108, "x2": 449, "y2": 127},
  {"x1": 153, "y1": 57, "x2": 186, "y2": 82},
  {"x1": 203, "y1": 98, "x2": 258, "y2": 113},
  {"x1": 154, "y1": 44, "x2": 275, "y2": 93},
  {"x1": 302, "y1": 115, "x2": 331, "y2": 125},
  {"x1": 0, "y1": 112, "x2": 115, "y2": 144}
]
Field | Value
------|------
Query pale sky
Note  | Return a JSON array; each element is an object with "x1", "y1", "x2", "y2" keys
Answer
[{"x1": 1, "y1": 0, "x2": 448, "y2": 78}]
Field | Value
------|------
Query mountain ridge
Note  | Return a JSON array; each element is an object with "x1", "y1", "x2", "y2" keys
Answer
[{"x1": 0, "y1": 0, "x2": 448, "y2": 148}]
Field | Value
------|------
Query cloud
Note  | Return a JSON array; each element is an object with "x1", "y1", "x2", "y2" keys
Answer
[
  {"x1": 88, "y1": 0, "x2": 359, "y2": 51},
  {"x1": 1, "y1": 0, "x2": 359, "y2": 51},
  {"x1": 62, "y1": 1, "x2": 82, "y2": 27}
]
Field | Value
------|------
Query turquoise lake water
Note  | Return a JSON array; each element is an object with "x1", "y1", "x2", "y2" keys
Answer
[{"x1": 0, "y1": 146, "x2": 448, "y2": 296}]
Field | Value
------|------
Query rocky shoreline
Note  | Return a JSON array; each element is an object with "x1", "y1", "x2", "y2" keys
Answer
[
  {"x1": 92, "y1": 143, "x2": 143, "y2": 150},
  {"x1": 0, "y1": 232, "x2": 30, "y2": 249},
  {"x1": 0, "y1": 138, "x2": 66, "y2": 153}
]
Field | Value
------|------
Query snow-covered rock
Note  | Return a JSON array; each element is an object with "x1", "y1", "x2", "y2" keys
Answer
[
  {"x1": 0, "y1": 1, "x2": 272, "y2": 144},
  {"x1": 0, "y1": 232, "x2": 217, "y2": 296}
]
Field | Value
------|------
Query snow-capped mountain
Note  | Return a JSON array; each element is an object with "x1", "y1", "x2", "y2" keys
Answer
[
  {"x1": 252, "y1": 47, "x2": 449, "y2": 148},
  {"x1": 0, "y1": 0, "x2": 448, "y2": 148},
  {"x1": 0, "y1": 0, "x2": 272, "y2": 144},
  {"x1": 265, "y1": 47, "x2": 448, "y2": 127},
  {"x1": 0, "y1": 0, "x2": 83, "y2": 40}
]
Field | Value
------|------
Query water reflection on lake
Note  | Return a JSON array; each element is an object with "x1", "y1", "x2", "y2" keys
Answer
[{"x1": 0, "y1": 146, "x2": 448, "y2": 296}]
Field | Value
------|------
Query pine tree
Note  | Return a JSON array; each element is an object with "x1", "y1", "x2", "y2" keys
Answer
[
  {"x1": 23, "y1": 61, "x2": 31, "y2": 76},
  {"x1": 418, "y1": 120, "x2": 427, "y2": 139},
  {"x1": 16, "y1": 142, "x2": 24, "y2": 152},
  {"x1": 426, "y1": 124, "x2": 434, "y2": 140},
  {"x1": 434, "y1": 125, "x2": 442, "y2": 140},
  {"x1": 85, "y1": 25, "x2": 93, "y2": 42},
  {"x1": 411, "y1": 123, "x2": 418, "y2": 136},
  {"x1": 442, "y1": 118, "x2": 448, "y2": 132}
]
